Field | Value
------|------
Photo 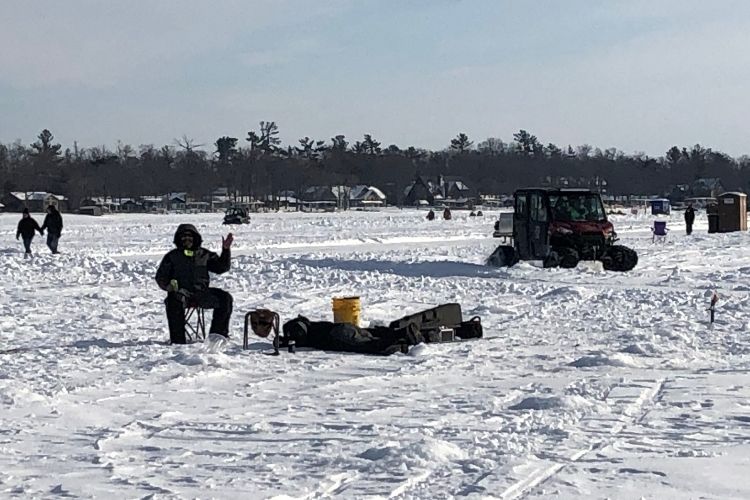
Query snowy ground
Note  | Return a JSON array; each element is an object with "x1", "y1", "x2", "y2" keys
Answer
[{"x1": 1, "y1": 208, "x2": 749, "y2": 499}]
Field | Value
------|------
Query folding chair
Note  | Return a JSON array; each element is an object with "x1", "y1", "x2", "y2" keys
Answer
[
  {"x1": 184, "y1": 304, "x2": 206, "y2": 342},
  {"x1": 651, "y1": 220, "x2": 668, "y2": 243},
  {"x1": 244, "y1": 309, "x2": 280, "y2": 353}
]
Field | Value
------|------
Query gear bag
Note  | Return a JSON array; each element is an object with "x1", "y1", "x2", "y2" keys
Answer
[{"x1": 388, "y1": 303, "x2": 463, "y2": 343}]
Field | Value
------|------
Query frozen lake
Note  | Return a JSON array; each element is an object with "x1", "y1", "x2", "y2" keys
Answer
[{"x1": 1, "y1": 208, "x2": 749, "y2": 499}]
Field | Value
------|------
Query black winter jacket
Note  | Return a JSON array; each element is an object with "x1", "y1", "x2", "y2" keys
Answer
[
  {"x1": 17, "y1": 217, "x2": 43, "y2": 239},
  {"x1": 684, "y1": 207, "x2": 696, "y2": 225},
  {"x1": 41, "y1": 209, "x2": 63, "y2": 235},
  {"x1": 155, "y1": 224, "x2": 231, "y2": 294}
]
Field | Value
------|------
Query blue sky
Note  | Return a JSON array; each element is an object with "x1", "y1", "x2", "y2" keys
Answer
[{"x1": 2, "y1": 0, "x2": 749, "y2": 157}]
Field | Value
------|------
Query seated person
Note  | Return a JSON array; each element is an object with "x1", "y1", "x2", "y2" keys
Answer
[
  {"x1": 554, "y1": 200, "x2": 573, "y2": 219},
  {"x1": 155, "y1": 224, "x2": 234, "y2": 344}
]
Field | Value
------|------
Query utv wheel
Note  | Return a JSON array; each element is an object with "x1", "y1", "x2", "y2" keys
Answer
[
  {"x1": 543, "y1": 252, "x2": 559, "y2": 268},
  {"x1": 556, "y1": 247, "x2": 580, "y2": 269},
  {"x1": 601, "y1": 245, "x2": 638, "y2": 272},
  {"x1": 487, "y1": 245, "x2": 517, "y2": 267},
  {"x1": 545, "y1": 247, "x2": 579, "y2": 269}
]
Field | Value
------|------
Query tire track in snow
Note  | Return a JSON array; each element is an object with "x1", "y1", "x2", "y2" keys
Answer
[
  {"x1": 450, "y1": 377, "x2": 667, "y2": 499},
  {"x1": 499, "y1": 377, "x2": 667, "y2": 500}
]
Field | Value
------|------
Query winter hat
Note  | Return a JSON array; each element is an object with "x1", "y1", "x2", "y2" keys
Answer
[{"x1": 22, "y1": 208, "x2": 29, "y2": 215}]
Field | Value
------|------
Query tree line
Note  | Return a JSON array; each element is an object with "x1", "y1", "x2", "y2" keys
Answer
[{"x1": 2, "y1": 124, "x2": 749, "y2": 207}]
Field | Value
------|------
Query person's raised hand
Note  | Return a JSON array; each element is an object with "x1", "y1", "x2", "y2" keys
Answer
[{"x1": 222, "y1": 233, "x2": 234, "y2": 250}]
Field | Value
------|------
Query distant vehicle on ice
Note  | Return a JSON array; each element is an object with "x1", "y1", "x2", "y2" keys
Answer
[{"x1": 223, "y1": 207, "x2": 250, "y2": 225}]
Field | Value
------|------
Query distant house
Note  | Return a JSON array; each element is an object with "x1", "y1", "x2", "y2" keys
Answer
[
  {"x1": 120, "y1": 199, "x2": 144, "y2": 212},
  {"x1": 211, "y1": 195, "x2": 232, "y2": 210},
  {"x1": 186, "y1": 201, "x2": 210, "y2": 212},
  {"x1": 441, "y1": 176, "x2": 474, "y2": 201},
  {"x1": 403, "y1": 176, "x2": 475, "y2": 207},
  {"x1": 350, "y1": 185, "x2": 386, "y2": 208},
  {"x1": 404, "y1": 177, "x2": 436, "y2": 206},
  {"x1": 2, "y1": 192, "x2": 69, "y2": 212},
  {"x1": 480, "y1": 194, "x2": 513, "y2": 208},
  {"x1": 301, "y1": 186, "x2": 338, "y2": 211},
  {"x1": 166, "y1": 193, "x2": 187, "y2": 211},
  {"x1": 141, "y1": 196, "x2": 165, "y2": 211},
  {"x1": 80, "y1": 196, "x2": 121, "y2": 212},
  {"x1": 263, "y1": 191, "x2": 298, "y2": 210}
]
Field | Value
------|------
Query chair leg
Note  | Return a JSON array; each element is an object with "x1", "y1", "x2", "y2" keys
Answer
[
  {"x1": 184, "y1": 307, "x2": 206, "y2": 343},
  {"x1": 197, "y1": 309, "x2": 206, "y2": 340},
  {"x1": 184, "y1": 307, "x2": 195, "y2": 343}
]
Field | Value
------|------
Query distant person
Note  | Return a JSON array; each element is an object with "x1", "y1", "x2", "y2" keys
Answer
[
  {"x1": 16, "y1": 208, "x2": 43, "y2": 258},
  {"x1": 684, "y1": 203, "x2": 696, "y2": 235},
  {"x1": 443, "y1": 207, "x2": 452, "y2": 220},
  {"x1": 426, "y1": 209, "x2": 435, "y2": 221},
  {"x1": 555, "y1": 200, "x2": 572, "y2": 219},
  {"x1": 569, "y1": 199, "x2": 589, "y2": 220},
  {"x1": 40, "y1": 204, "x2": 63, "y2": 254},
  {"x1": 155, "y1": 224, "x2": 234, "y2": 344}
]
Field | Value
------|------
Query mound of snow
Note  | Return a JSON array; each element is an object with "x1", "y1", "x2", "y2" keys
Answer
[
  {"x1": 620, "y1": 343, "x2": 656, "y2": 355},
  {"x1": 569, "y1": 352, "x2": 641, "y2": 368},
  {"x1": 358, "y1": 437, "x2": 467, "y2": 467},
  {"x1": 509, "y1": 396, "x2": 565, "y2": 410},
  {"x1": 509, "y1": 394, "x2": 600, "y2": 412},
  {"x1": 406, "y1": 344, "x2": 431, "y2": 357}
]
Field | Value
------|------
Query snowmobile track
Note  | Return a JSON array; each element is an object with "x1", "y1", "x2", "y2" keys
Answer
[
  {"x1": 503, "y1": 377, "x2": 667, "y2": 500},
  {"x1": 460, "y1": 377, "x2": 668, "y2": 500}
]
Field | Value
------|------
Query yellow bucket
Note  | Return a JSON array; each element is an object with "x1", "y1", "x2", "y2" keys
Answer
[{"x1": 332, "y1": 296, "x2": 361, "y2": 326}]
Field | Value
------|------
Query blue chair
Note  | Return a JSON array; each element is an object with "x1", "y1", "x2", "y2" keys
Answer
[{"x1": 651, "y1": 220, "x2": 668, "y2": 243}]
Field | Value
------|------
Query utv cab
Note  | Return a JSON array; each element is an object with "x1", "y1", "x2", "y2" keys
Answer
[
  {"x1": 488, "y1": 188, "x2": 637, "y2": 271},
  {"x1": 223, "y1": 207, "x2": 250, "y2": 225}
]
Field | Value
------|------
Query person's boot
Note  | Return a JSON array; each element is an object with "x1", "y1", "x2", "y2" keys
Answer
[{"x1": 395, "y1": 322, "x2": 423, "y2": 345}]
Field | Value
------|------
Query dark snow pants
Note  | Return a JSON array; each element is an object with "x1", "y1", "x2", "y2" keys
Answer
[
  {"x1": 22, "y1": 236, "x2": 33, "y2": 255},
  {"x1": 165, "y1": 288, "x2": 233, "y2": 344},
  {"x1": 46, "y1": 233, "x2": 60, "y2": 253},
  {"x1": 686, "y1": 223, "x2": 693, "y2": 235}
]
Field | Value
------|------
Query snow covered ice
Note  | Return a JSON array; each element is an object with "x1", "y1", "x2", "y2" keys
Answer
[{"x1": 1, "y1": 208, "x2": 750, "y2": 499}]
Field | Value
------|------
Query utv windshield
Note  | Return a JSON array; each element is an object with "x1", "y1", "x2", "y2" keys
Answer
[{"x1": 549, "y1": 193, "x2": 606, "y2": 222}]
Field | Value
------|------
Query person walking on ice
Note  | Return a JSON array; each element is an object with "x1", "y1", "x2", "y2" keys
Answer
[
  {"x1": 684, "y1": 202, "x2": 696, "y2": 235},
  {"x1": 16, "y1": 208, "x2": 43, "y2": 258},
  {"x1": 40, "y1": 204, "x2": 63, "y2": 254},
  {"x1": 155, "y1": 224, "x2": 234, "y2": 344}
]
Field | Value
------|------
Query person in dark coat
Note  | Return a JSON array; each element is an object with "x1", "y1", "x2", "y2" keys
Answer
[
  {"x1": 684, "y1": 203, "x2": 696, "y2": 235},
  {"x1": 16, "y1": 208, "x2": 43, "y2": 258},
  {"x1": 426, "y1": 209, "x2": 435, "y2": 221},
  {"x1": 40, "y1": 204, "x2": 63, "y2": 254},
  {"x1": 155, "y1": 224, "x2": 234, "y2": 344},
  {"x1": 443, "y1": 207, "x2": 452, "y2": 220}
]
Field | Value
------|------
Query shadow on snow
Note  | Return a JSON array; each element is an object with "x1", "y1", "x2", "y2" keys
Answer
[{"x1": 292, "y1": 257, "x2": 501, "y2": 279}]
